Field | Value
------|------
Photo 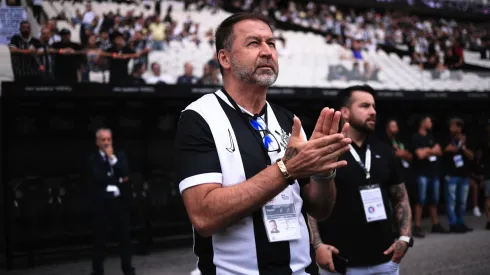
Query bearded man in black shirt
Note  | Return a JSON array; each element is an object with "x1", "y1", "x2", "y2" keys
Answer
[{"x1": 309, "y1": 85, "x2": 413, "y2": 275}]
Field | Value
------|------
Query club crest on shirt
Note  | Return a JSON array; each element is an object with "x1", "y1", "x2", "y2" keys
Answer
[{"x1": 278, "y1": 128, "x2": 290, "y2": 151}]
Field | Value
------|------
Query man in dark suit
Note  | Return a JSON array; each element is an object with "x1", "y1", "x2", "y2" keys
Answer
[{"x1": 89, "y1": 128, "x2": 135, "y2": 275}]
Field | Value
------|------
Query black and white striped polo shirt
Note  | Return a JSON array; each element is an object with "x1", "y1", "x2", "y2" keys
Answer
[{"x1": 175, "y1": 89, "x2": 318, "y2": 275}]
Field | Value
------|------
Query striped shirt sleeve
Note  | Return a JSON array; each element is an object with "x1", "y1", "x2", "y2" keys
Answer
[{"x1": 174, "y1": 109, "x2": 222, "y2": 194}]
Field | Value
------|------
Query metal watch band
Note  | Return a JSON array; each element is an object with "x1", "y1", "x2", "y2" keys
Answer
[{"x1": 276, "y1": 159, "x2": 295, "y2": 185}]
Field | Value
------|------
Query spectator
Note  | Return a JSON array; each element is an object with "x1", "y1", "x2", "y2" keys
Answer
[
  {"x1": 51, "y1": 28, "x2": 84, "y2": 84},
  {"x1": 176, "y1": 63, "x2": 199, "y2": 85},
  {"x1": 47, "y1": 18, "x2": 61, "y2": 45},
  {"x1": 130, "y1": 31, "x2": 151, "y2": 68},
  {"x1": 149, "y1": 17, "x2": 166, "y2": 51},
  {"x1": 32, "y1": 0, "x2": 43, "y2": 24},
  {"x1": 277, "y1": 37, "x2": 291, "y2": 58},
  {"x1": 198, "y1": 63, "x2": 220, "y2": 85},
  {"x1": 102, "y1": 32, "x2": 139, "y2": 85},
  {"x1": 81, "y1": 34, "x2": 102, "y2": 82},
  {"x1": 155, "y1": 0, "x2": 162, "y2": 17},
  {"x1": 129, "y1": 63, "x2": 146, "y2": 85},
  {"x1": 82, "y1": 2, "x2": 95, "y2": 26},
  {"x1": 422, "y1": 55, "x2": 446, "y2": 79},
  {"x1": 37, "y1": 27, "x2": 56, "y2": 83},
  {"x1": 97, "y1": 29, "x2": 113, "y2": 51},
  {"x1": 144, "y1": 62, "x2": 173, "y2": 84},
  {"x1": 72, "y1": 9, "x2": 83, "y2": 26},
  {"x1": 9, "y1": 21, "x2": 42, "y2": 84},
  {"x1": 348, "y1": 62, "x2": 363, "y2": 81}
]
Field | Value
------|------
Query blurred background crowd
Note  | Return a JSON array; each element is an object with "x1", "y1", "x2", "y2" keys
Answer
[{"x1": 4, "y1": 0, "x2": 490, "y2": 90}]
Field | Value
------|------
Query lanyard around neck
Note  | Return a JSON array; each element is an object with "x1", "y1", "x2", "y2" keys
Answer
[
  {"x1": 451, "y1": 139, "x2": 462, "y2": 149},
  {"x1": 218, "y1": 89, "x2": 271, "y2": 163},
  {"x1": 349, "y1": 144, "x2": 371, "y2": 179}
]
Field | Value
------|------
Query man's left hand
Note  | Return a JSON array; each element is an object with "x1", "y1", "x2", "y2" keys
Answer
[
  {"x1": 383, "y1": 240, "x2": 408, "y2": 264},
  {"x1": 310, "y1": 107, "x2": 349, "y2": 141}
]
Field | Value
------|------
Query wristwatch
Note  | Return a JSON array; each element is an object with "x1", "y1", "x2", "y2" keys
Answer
[
  {"x1": 398, "y1": 236, "x2": 414, "y2": 247},
  {"x1": 276, "y1": 159, "x2": 296, "y2": 185}
]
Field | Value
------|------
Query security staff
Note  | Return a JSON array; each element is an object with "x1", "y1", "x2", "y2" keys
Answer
[
  {"x1": 411, "y1": 116, "x2": 448, "y2": 237},
  {"x1": 309, "y1": 85, "x2": 413, "y2": 275},
  {"x1": 442, "y1": 117, "x2": 474, "y2": 233},
  {"x1": 384, "y1": 119, "x2": 415, "y2": 206},
  {"x1": 89, "y1": 128, "x2": 135, "y2": 275},
  {"x1": 174, "y1": 12, "x2": 351, "y2": 275}
]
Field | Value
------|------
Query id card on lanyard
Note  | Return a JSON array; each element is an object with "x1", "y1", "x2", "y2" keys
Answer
[
  {"x1": 452, "y1": 139, "x2": 464, "y2": 168},
  {"x1": 350, "y1": 144, "x2": 387, "y2": 222}
]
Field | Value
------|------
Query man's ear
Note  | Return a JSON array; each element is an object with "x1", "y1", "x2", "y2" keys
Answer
[
  {"x1": 340, "y1": 106, "x2": 349, "y2": 122},
  {"x1": 218, "y1": 49, "x2": 231, "y2": 71}
]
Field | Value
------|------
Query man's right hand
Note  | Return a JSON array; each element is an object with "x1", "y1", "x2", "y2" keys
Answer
[
  {"x1": 445, "y1": 144, "x2": 458, "y2": 153},
  {"x1": 103, "y1": 146, "x2": 114, "y2": 158},
  {"x1": 283, "y1": 113, "x2": 351, "y2": 179},
  {"x1": 315, "y1": 244, "x2": 339, "y2": 272}
]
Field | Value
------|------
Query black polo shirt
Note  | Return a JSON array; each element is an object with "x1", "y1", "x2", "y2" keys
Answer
[
  {"x1": 411, "y1": 132, "x2": 440, "y2": 177},
  {"x1": 318, "y1": 136, "x2": 402, "y2": 267},
  {"x1": 106, "y1": 45, "x2": 136, "y2": 84},
  {"x1": 442, "y1": 136, "x2": 474, "y2": 177},
  {"x1": 381, "y1": 136, "x2": 412, "y2": 173}
]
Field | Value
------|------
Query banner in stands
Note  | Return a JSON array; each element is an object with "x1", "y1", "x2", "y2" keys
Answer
[
  {"x1": 2, "y1": 82, "x2": 490, "y2": 101},
  {"x1": 0, "y1": 6, "x2": 26, "y2": 45}
]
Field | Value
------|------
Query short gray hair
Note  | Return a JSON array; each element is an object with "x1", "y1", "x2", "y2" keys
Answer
[{"x1": 95, "y1": 128, "x2": 112, "y2": 139}]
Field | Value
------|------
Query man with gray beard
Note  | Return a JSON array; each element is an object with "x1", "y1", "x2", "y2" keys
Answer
[{"x1": 175, "y1": 12, "x2": 352, "y2": 275}]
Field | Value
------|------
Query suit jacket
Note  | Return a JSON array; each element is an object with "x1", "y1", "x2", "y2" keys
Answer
[{"x1": 89, "y1": 150, "x2": 131, "y2": 208}]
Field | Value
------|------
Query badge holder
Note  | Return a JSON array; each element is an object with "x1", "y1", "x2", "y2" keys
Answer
[
  {"x1": 359, "y1": 184, "x2": 387, "y2": 223},
  {"x1": 453, "y1": 154, "x2": 464, "y2": 168},
  {"x1": 262, "y1": 187, "x2": 301, "y2": 242}
]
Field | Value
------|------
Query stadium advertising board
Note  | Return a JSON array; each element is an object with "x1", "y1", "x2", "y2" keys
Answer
[
  {"x1": 2, "y1": 82, "x2": 489, "y2": 101},
  {"x1": 0, "y1": 6, "x2": 26, "y2": 45}
]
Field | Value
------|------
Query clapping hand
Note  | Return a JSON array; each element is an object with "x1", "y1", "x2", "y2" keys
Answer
[{"x1": 283, "y1": 108, "x2": 351, "y2": 179}]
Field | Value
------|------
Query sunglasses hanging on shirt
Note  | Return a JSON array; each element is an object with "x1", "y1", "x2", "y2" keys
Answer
[{"x1": 217, "y1": 89, "x2": 281, "y2": 164}]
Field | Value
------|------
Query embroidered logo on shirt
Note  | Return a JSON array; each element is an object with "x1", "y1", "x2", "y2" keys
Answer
[
  {"x1": 276, "y1": 129, "x2": 291, "y2": 151},
  {"x1": 226, "y1": 129, "x2": 235, "y2": 153}
]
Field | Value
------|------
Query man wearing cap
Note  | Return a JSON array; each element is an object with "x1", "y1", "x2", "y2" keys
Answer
[{"x1": 51, "y1": 28, "x2": 84, "y2": 83}]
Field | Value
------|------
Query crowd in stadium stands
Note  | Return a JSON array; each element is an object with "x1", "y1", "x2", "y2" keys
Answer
[
  {"x1": 8, "y1": 0, "x2": 490, "y2": 85},
  {"x1": 232, "y1": 0, "x2": 489, "y2": 79},
  {"x1": 10, "y1": 0, "x2": 224, "y2": 85}
]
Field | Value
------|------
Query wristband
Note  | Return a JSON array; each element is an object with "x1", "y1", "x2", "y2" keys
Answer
[
  {"x1": 311, "y1": 169, "x2": 336, "y2": 182},
  {"x1": 398, "y1": 236, "x2": 414, "y2": 247}
]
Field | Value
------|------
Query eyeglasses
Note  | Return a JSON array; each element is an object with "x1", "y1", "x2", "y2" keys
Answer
[{"x1": 249, "y1": 116, "x2": 281, "y2": 153}]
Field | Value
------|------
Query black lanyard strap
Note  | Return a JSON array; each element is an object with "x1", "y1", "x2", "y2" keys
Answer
[{"x1": 216, "y1": 89, "x2": 272, "y2": 163}]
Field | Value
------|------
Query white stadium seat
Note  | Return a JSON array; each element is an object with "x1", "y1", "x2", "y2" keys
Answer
[{"x1": 1, "y1": 0, "x2": 489, "y2": 92}]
